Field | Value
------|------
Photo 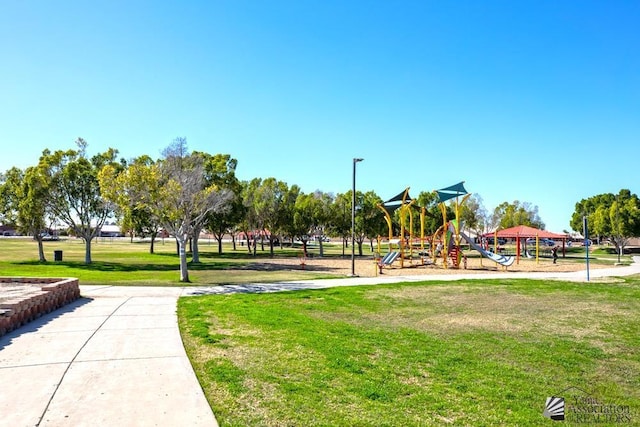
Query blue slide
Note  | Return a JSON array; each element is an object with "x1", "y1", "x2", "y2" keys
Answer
[{"x1": 459, "y1": 231, "x2": 515, "y2": 267}]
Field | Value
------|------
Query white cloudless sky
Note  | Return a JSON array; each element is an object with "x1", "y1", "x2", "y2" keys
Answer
[{"x1": 1, "y1": 1, "x2": 638, "y2": 233}]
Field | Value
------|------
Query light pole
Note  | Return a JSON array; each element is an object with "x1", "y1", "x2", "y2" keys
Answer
[
  {"x1": 351, "y1": 157, "x2": 364, "y2": 276},
  {"x1": 583, "y1": 215, "x2": 590, "y2": 282}
]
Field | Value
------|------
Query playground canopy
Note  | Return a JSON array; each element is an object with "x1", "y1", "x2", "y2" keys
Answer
[
  {"x1": 436, "y1": 181, "x2": 468, "y2": 203},
  {"x1": 483, "y1": 225, "x2": 568, "y2": 240},
  {"x1": 381, "y1": 189, "x2": 413, "y2": 214}
]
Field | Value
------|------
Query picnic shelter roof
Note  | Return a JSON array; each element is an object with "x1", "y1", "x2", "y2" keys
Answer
[{"x1": 483, "y1": 225, "x2": 568, "y2": 239}]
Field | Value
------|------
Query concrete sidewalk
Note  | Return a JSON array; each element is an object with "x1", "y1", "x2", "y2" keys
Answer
[
  {"x1": 1, "y1": 257, "x2": 639, "y2": 426},
  {"x1": 185, "y1": 255, "x2": 640, "y2": 296},
  {"x1": 0, "y1": 286, "x2": 217, "y2": 427}
]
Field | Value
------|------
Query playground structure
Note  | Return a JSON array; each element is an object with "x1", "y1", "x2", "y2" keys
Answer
[
  {"x1": 376, "y1": 182, "x2": 515, "y2": 271},
  {"x1": 433, "y1": 182, "x2": 472, "y2": 268},
  {"x1": 376, "y1": 188, "x2": 431, "y2": 269}
]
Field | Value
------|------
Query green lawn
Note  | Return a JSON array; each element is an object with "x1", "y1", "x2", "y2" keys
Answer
[
  {"x1": 178, "y1": 277, "x2": 640, "y2": 426},
  {"x1": 0, "y1": 237, "x2": 343, "y2": 285},
  {"x1": 1, "y1": 237, "x2": 631, "y2": 286}
]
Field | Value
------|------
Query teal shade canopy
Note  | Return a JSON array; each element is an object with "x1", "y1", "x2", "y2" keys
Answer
[{"x1": 436, "y1": 181, "x2": 467, "y2": 203}]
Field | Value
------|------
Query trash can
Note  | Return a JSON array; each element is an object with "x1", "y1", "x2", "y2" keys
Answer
[{"x1": 54, "y1": 250, "x2": 63, "y2": 261}]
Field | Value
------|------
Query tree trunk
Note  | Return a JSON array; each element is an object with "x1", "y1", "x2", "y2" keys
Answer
[
  {"x1": 85, "y1": 238, "x2": 92, "y2": 264},
  {"x1": 319, "y1": 239, "x2": 324, "y2": 257},
  {"x1": 232, "y1": 234, "x2": 236, "y2": 251},
  {"x1": 217, "y1": 236, "x2": 223, "y2": 254},
  {"x1": 192, "y1": 233, "x2": 201, "y2": 263},
  {"x1": 177, "y1": 236, "x2": 190, "y2": 282},
  {"x1": 150, "y1": 233, "x2": 156, "y2": 254},
  {"x1": 37, "y1": 239, "x2": 46, "y2": 262}
]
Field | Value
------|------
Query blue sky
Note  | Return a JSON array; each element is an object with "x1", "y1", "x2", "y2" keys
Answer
[{"x1": 1, "y1": 1, "x2": 638, "y2": 233}]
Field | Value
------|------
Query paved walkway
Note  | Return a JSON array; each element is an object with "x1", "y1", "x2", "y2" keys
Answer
[
  {"x1": 0, "y1": 286, "x2": 217, "y2": 427},
  {"x1": 1, "y1": 257, "x2": 639, "y2": 426},
  {"x1": 184, "y1": 256, "x2": 640, "y2": 295}
]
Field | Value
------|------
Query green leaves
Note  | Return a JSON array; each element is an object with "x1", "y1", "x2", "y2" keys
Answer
[
  {"x1": 571, "y1": 190, "x2": 640, "y2": 256},
  {"x1": 39, "y1": 139, "x2": 121, "y2": 263},
  {"x1": 492, "y1": 200, "x2": 545, "y2": 230}
]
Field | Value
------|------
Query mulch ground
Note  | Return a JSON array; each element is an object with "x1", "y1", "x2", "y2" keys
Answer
[{"x1": 253, "y1": 254, "x2": 607, "y2": 278}]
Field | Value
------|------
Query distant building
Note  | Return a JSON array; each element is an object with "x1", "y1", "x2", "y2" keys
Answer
[
  {"x1": 98, "y1": 224, "x2": 124, "y2": 237},
  {"x1": 0, "y1": 225, "x2": 18, "y2": 236}
]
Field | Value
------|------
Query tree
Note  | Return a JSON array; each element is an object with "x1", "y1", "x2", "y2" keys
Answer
[
  {"x1": 0, "y1": 167, "x2": 22, "y2": 228},
  {"x1": 241, "y1": 178, "x2": 262, "y2": 255},
  {"x1": 154, "y1": 138, "x2": 232, "y2": 282},
  {"x1": 328, "y1": 192, "x2": 352, "y2": 256},
  {"x1": 288, "y1": 190, "x2": 336, "y2": 257},
  {"x1": 352, "y1": 190, "x2": 383, "y2": 256},
  {"x1": 99, "y1": 155, "x2": 164, "y2": 253},
  {"x1": 459, "y1": 194, "x2": 489, "y2": 238},
  {"x1": 195, "y1": 152, "x2": 240, "y2": 256},
  {"x1": 571, "y1": 190, "x2": 640, "y2": 260},
  {"x1": 276, "y1": 185, "x2": 300, "y2": 248},
  {"x1": 19, "y1": 167, "x2": 52, "y2": 261},
  {"x1": 491, "y1": 200, "x2": 545, "y2": 230},
  {"x1": 0, "y1": 166, "x2": 50, "y2": 261},
  {"x1": 570, "y1": 193, "x2": 615, "y2": 243},
  {"x1": 244, "y1": 177, "x2": 291, "y2": 257},
  {"x1": 40, "y1": 139, "x2": 120, "y2": 264},
  {"x1": 275, "y1": 183, "x2": 300, "y2": 254},
  {"x1": 206, "y1": 192, "x2": 245, "y2": 254},
  {"x1": 360, "y1": 191, "x2": 385, "y2": 254},
  {"x1": 289, "y1": 192, "x2": 316, "y2": 255},
  {"x1": 311, "y1": 191, "x2": 334, "y2": 257}
]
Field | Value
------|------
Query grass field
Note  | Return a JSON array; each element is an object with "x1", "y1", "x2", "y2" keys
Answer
[
  {"x1": 178, "y1": 277, "x2": 640, "y2": 426},
  {"x1": 0, "y1": 236, "x2": 632, "y2": 286},
  {"x1": 0, "y1": 237, "x2": 341, "y2": 285}
]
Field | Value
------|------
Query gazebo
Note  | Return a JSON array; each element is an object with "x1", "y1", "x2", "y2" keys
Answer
[{"x1": 483, "y1": 225, "x2": 569, "y2": 261}]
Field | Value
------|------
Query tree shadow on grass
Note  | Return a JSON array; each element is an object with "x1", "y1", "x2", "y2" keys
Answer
[
  {"x1": 152, "y1": 251, "x2": 303, "y2": 260},
  {"x1": 14, "y1": 260, "x2": 251, "y2": 272},
  {"x1": 13, "y1": 256, "x2": 347, "y2": 275}
]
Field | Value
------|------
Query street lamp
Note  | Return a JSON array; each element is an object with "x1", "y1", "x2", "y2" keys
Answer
[{"x1": 351, "y1": 157, "x2": 364, "y2": 276}]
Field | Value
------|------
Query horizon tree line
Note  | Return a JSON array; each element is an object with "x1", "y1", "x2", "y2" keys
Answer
[{"x1": 2, "y1": 137, "x2": 638, "y2": 280}]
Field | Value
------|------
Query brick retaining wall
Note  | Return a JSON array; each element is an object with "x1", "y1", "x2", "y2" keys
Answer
[{"x1": 0, "y1": 278, "x2": 80, "y2": 337}]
